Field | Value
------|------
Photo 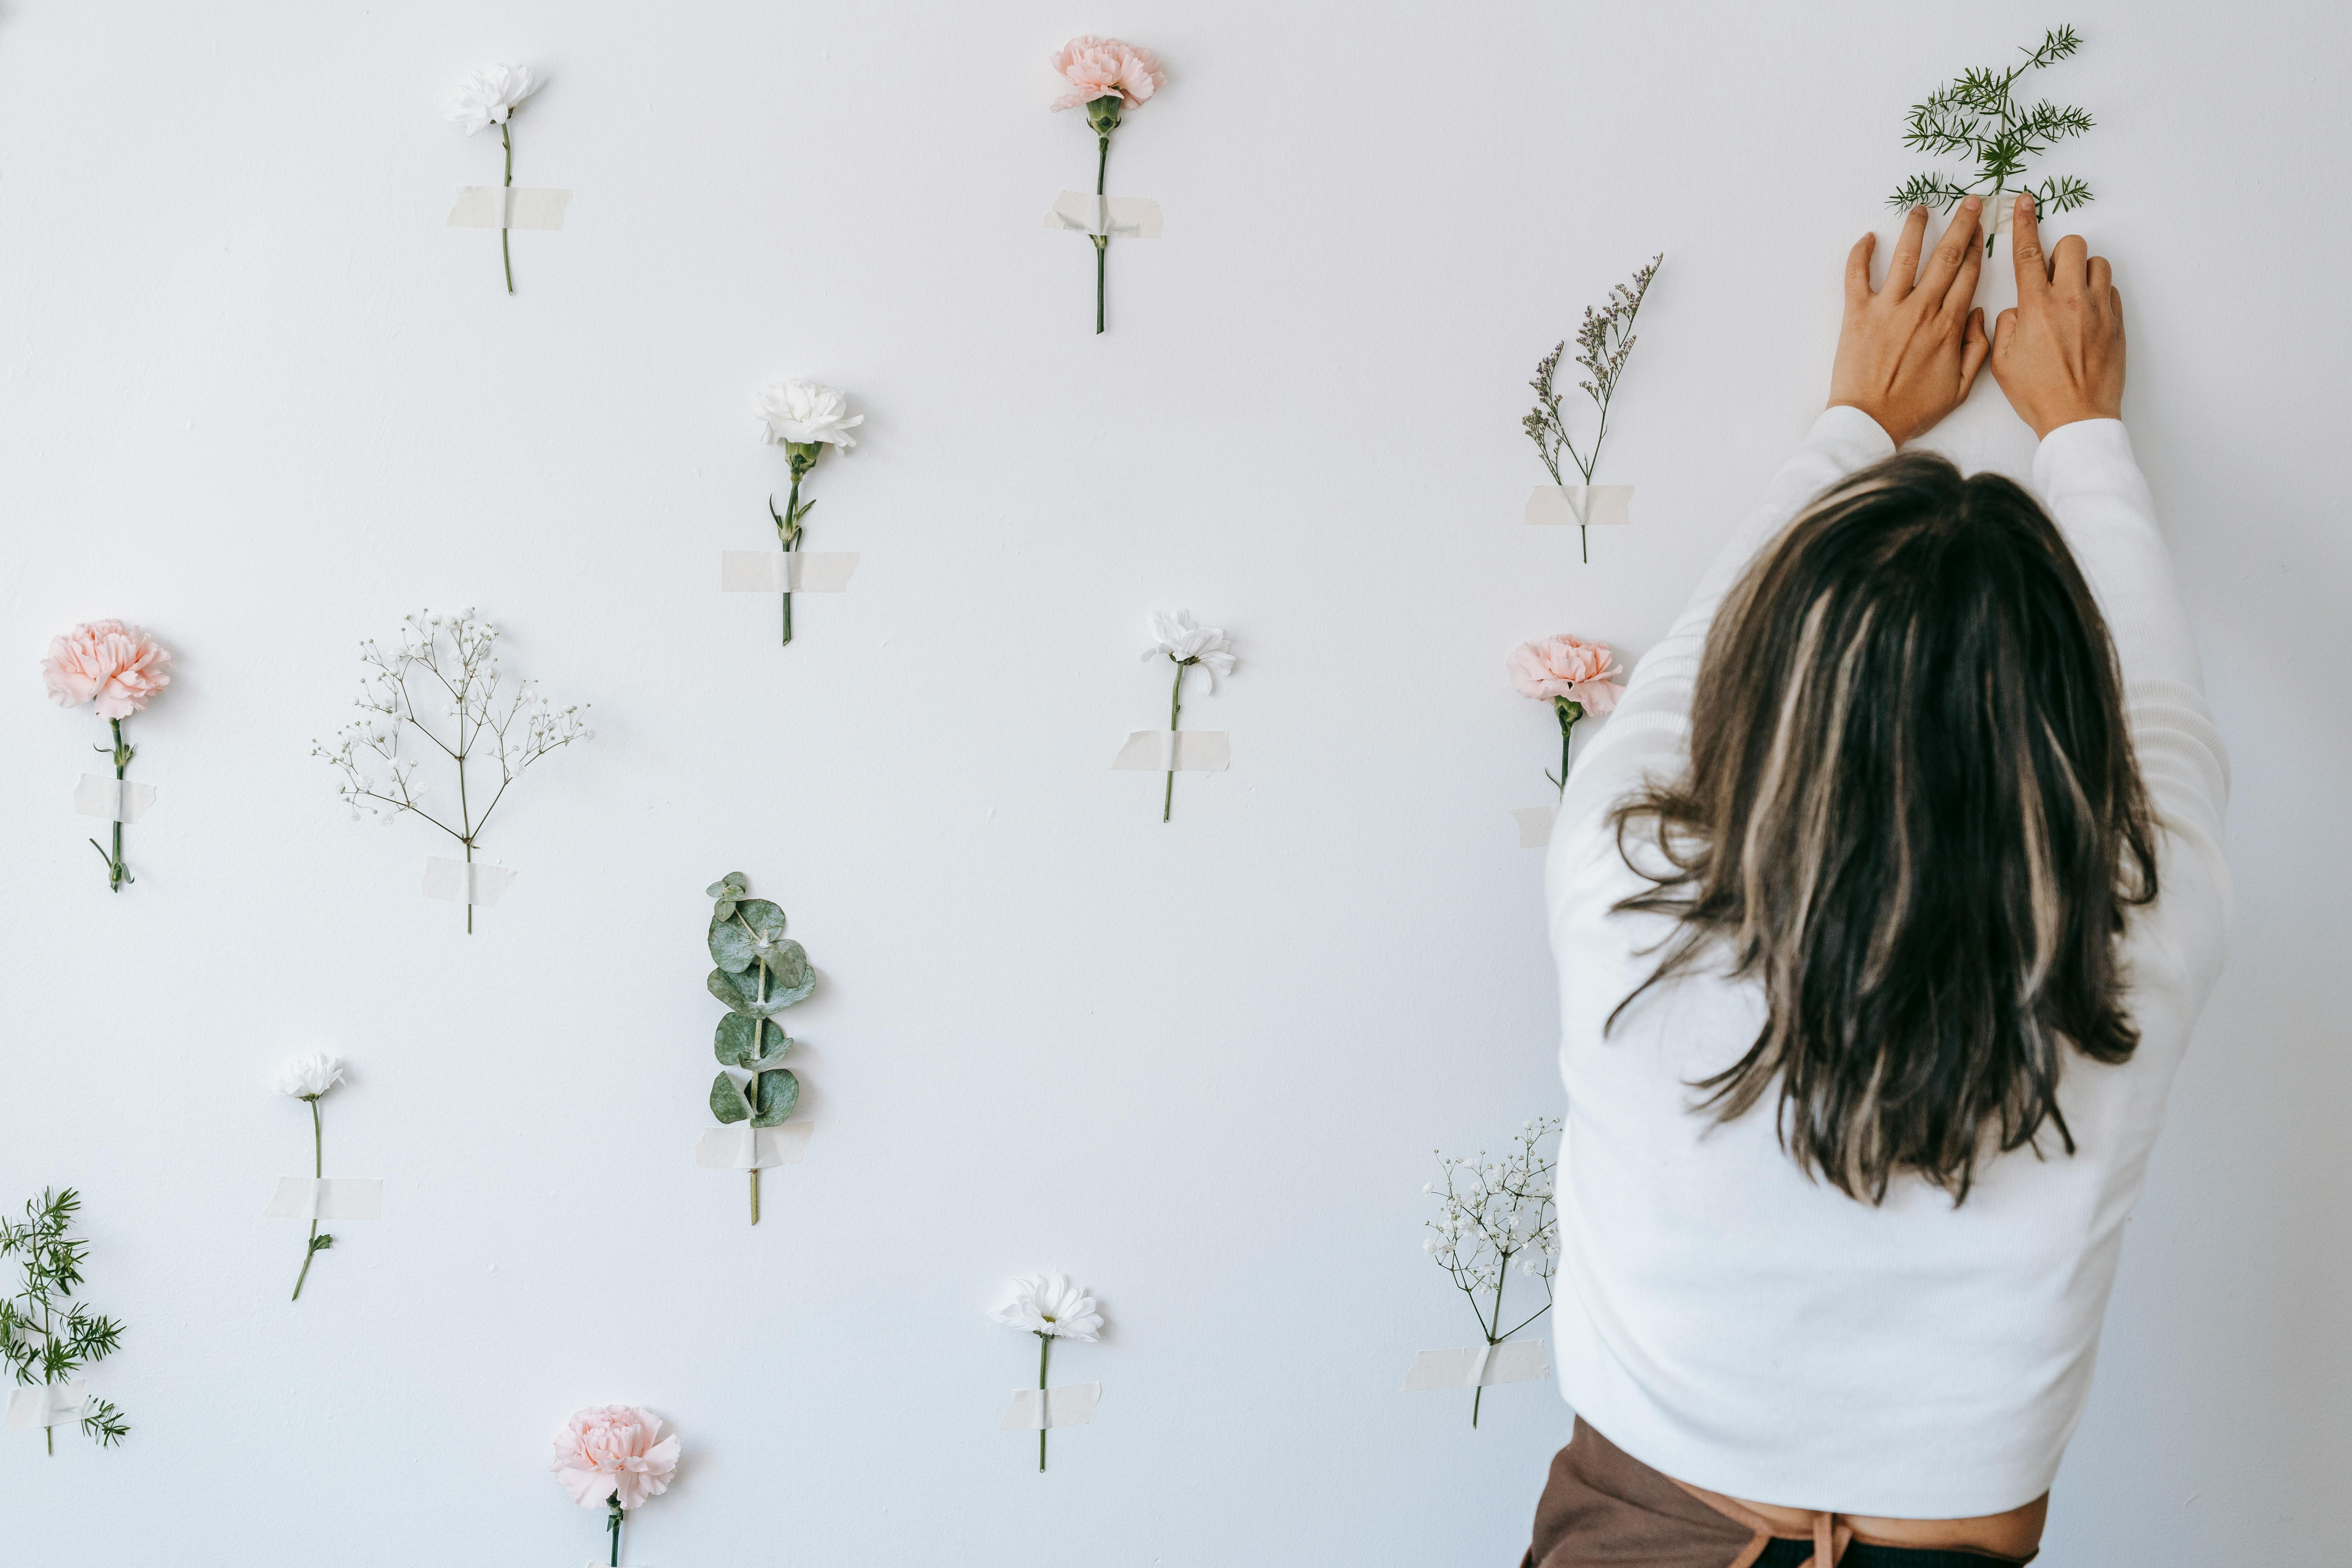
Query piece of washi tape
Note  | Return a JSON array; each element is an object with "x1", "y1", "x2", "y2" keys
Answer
[
  {"x1": 1400, "y1": 1339, "x2": 1550, "y2": 1392},
  {"x1": 264, "y1": 1176, "x2": 384, "y2": 1222},
  {"x1": 1513, "y1": 807, "x2": 1555, "y2": 849},
  {"x1": 4, "y1": 1381, "x2": 89, "y2": 1430},
  {"x1": 1000, "y1": 1381, "x2": 1101, "y2": 1430},
  {"x1": 693, "y1": 1122, "x2": 815, "y2": 1172},
  {"x1": 1044, "y1": 191, "x2": 1162, "y2": 239},
  {"x1": 1111, "y1": 731, "x2": 1230, "y2": 772},
  {"x1": 1524, "y1": 485, "x2": 1634, "y2": 528},
  {"x1": 421, "y1": 856, "x2": 516, "y2": 906},
  {"x1": 73, "y1": 774, "x2": 156, "y2": 824},
  {"x1": 718, "y1": 551, "x2": 860, "y2": 593},
  {"x1": 446, "y1": 186, "x2": 573, "y2": 230}
]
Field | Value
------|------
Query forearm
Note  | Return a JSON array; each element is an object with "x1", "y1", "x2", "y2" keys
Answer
[{"x1": 2030, "y1": 419, "x2": 2203, "y2": 694}]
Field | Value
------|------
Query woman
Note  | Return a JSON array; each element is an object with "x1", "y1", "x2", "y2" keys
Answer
[{"x1": 1525, "y1": 193, "x2": 2229, "y2": 1566}]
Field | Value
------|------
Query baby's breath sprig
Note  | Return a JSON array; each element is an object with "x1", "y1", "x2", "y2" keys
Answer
[
  {"x1": 1421, "y1": 1118, "x2": 1561, "y2": 1427},
  {"x1": 1889, "y1": 26, "x2": 2095, "y2": 255},
  {"x1": 1523, "y1": 256, "x2": 1662, "y2": 563},
  {"x1": 0, "y1": 1189, "x2": 130, "y2": 1455},
  {"x1": 312, "y1": 608, "x2": 592, "y2": 933}
]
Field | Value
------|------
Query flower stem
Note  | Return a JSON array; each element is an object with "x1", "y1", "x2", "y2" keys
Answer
[
  {"x1": 1036, "y1": 1332, "x2": 1052, "y2": 1472},
  {"x1": 500, "y1": 122, "x2": 515, "y2": 296},
  {"x1": 1094, "y1": 135, "x2": 1111, "y2": 335},
  {"x1": 1162, "y1": 660, "x2": 1184, "y2": 823},
  {"x1": 104, "y1": 717, "x2": 131, "y2": 891},
  {"x1": 779, "y1": 471, "x2": 802, "y2": 648},
  {"x1": 1475, "y1": 1270, "x2": 1508, "y2": 1429},
  {"x1": 607, "y1": 1499, "x2": 622, "y2": 1566},
  {"x1": 292, "y1": 1098, "x2": 323, "y2": 1301}
]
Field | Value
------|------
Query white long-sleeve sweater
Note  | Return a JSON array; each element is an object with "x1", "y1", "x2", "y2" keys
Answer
[{"x1": 1541, "y1": 408, "x2": 2231, "y2": 1517}]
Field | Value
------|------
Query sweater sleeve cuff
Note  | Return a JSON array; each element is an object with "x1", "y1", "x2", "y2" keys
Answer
[
  {"x1": 1812, "y1": 405, "x2": 1901, "y2": 471},
  {"x1": 2032, "y1": 417, "x2": 2134, "y2": 496}
]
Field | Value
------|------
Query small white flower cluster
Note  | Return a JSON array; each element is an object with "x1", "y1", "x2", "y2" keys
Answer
[
  {"x1": 1422, "y1": 1117, "x2": 1562, "y2": 1299},
  {"x1": 312, "y1": 608, "x2": 592, "y2": 831}
]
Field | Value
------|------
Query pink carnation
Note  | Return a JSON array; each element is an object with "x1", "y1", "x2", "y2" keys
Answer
[
  {"x1": 1049, "y1": 35, "x2": 1164, "y2": 111},
  {"x1": 42, "y1": 620, "x2": 173, "y2": 720},
  {"x1": 1507, "y1": 635, "x2": 1624, "y2": 713},
  {"x1": 550, "y1": 1405, "x2": 680, "y2": 1511}
]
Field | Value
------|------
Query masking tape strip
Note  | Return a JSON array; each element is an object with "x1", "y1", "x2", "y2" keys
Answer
[
  {"x1": 422, "y1": 856, "x2": 516, "y2": 906},
  {"x1": 1400, "y1": 1339, "x2": 1550, "y2": 1392},
  {"x1": 264, "y1": 1176, "x2": 383, "y2": 1222},
  {"x1": 1513, "y1": 807, "x2": 1555, "y2": 849},
  {"x1": 1524, "y1": 485, "x2": 1634, "y2": 528},
  {"x1": 1111, "y1": 730, "x2": 1229, "y2": 772},
  {"x1": 446, "y1": 186, "x2": 572, "y2": 230},
  {"x1": 1044, "y1": 191, "x2": 1162, "y2": 239},
  {"x1": 693, "y1": 1122, "x2": 815, "y2": 1171},
  {"x1": 4, "y1": 1381, "x2": 89, "y2": 1430},
  {"x1": 73, "y1": 773, "x2": 156, "y2": 824},
  {"x1": 719, "y1": 551, "x2": 860, "y2": 593},
  {"x1": 1000, "y1": 1381, "x2": 1101, "y2": 1431}
]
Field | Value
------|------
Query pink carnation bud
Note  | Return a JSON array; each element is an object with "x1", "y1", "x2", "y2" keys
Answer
[
  {"x1": 41, "y1": 620, "x2": 172, "y2": 719},
  {"x1": 1506, "y1": 635, "x2": 1624, "y2": 713}
]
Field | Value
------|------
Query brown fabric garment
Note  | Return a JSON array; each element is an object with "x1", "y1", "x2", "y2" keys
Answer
[
  {"x1": 1523, "y1": 1419, "x2": 1775, "y2": 1568},
  {"x1": 1523, "y1": 1419, "x2": 2031, "y2": 1568}
]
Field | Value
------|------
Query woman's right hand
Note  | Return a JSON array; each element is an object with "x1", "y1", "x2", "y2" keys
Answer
[{"x1": 1990, "y1": 194, "x2": 2126, "y2": 438}]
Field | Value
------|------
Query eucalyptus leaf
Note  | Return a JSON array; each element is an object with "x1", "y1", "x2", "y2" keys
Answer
[
  {"x1": 714, "y1": 1012, "x2": 765, "y2": 1067},
  {"x1": 710, "y1": 1073, "x2": 751, "y2": 1124},
  {"x1": 743, "y1": 1033, "x2": 793, "y2": 1073},
  {"x1": 760, "y1": 940, "x2": 816, "y2": 1006},
  {"x1": 751, "y1": 1068, "x2": 800, "y2": 1127},
  {"x1": 708, "y1": 962, "x2": 811, "y2": 1018},
  {"x1": 709, "y1": 918, "x2": 754, "y2": 974}
]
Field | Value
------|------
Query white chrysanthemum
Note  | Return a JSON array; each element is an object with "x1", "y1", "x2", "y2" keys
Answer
[
  {"x1": 275, "y1": 1052, "x2": 345, "y2": 1100},
  {"x1": 447, "y1": 64, "x2": 542, "y2": 135},
  {"x1": 989, "y1": 1274, "x2": 1103, "y2": 1340},
  {"x1": 1141, "y1": 610, "x2": 1236, "y2": 690},
  {"x1": 757, "y1": 379, "x2": 862, "y2": 449}
]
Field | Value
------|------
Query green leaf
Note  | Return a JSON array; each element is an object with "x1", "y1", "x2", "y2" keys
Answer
[
  {"x1": 744, "y1": 1033, "x2": 793, "y2": 1073},
  {"x1": 760, "y1": 939, "x2": 816, "y2": 1006},
  {"x1": 710, "y1": 1073, "x2": 751, "y2": 1124},
  {"x1": 751, "y1": 1068, "x2": 800, "y2": 1127},
  {"x1": 708, "y1": 918, "x2": 754, "y2": 974},
  {"x1": 714, "y1": 1012, "x2": 760, "y2": 1066}
]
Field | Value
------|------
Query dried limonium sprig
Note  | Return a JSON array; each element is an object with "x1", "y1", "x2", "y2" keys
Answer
[
  {"x1": 1, "y1": 1188, "x2": 130, "y2": 1455},
  {"x1": 1889, "y1": 26, "x2": 2093, "y2": 255},
  {"x1": 1421, "y1": 1118, "x2": 1560, "y2": 1427},
  {"x1": 312, "y1": 608, "x2": 592, "y2": 933},
  {"x1": 703, "y1": 873, "x2": 814, "y2": 1224},
  {"x1": 1523, "y1": 255, "x2": 1662, "y2": 563}
]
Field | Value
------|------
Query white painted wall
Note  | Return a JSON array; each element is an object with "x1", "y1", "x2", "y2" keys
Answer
[{"x1": 2, "y1": 1, "x2": 2343, "y2": 1561}]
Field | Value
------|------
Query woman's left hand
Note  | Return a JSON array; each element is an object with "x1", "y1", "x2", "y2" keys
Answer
[{"x1": 1828, "y1": 198, "x2": 1990, "y2": 445}]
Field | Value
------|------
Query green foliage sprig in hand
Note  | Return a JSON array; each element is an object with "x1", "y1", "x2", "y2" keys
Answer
[
  {"x1": 705, "y1": 874, "x2": 815, "y2": 1225},
  {"x1": 0, "y1": 1189, "x2": 129, "y2": 1455},
  {"x1": 1890, "y1": 26, "x2": 2094, "y2": 254}
]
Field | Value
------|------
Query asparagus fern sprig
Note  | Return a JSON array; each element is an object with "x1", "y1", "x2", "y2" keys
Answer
[
  {"x1": 1889, "y1": 26, "x2": 2096, "y2": 252},
  {"x1": 0, "y1": 1188, "x2": 131, "y2": 1453}
]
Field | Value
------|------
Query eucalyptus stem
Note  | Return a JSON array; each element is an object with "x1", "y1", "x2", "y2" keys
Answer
[
  {"x1": 1036, "y1": 1332, "x2": 1052, "y2": 1472},
  {"x1": 1161, "y1": 660, "x2": 1184, "y2": 823},
  {"x1": 500, "y1": 122, "x2": 515, "y2": 296}
]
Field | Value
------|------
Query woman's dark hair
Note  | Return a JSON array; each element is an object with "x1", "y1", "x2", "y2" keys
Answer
[{"x1": 1610, "y1": 452, "x2": 2161, "y2": 1204}]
